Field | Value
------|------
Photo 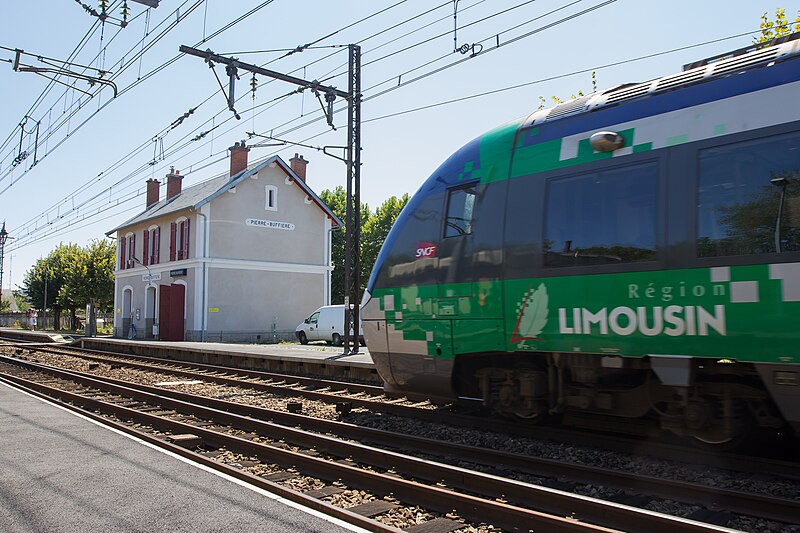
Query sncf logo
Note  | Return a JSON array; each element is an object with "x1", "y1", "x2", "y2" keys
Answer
[{"x1": 416, "y1": 242, "x2": 437, "y2": 258}]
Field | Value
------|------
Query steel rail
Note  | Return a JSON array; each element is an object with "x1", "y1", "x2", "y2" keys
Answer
[
  {"x1": 0, "y1": 356, "x2": 750, "y2": 532},
  {"x1": 8, "y1": 345, "x2": 447, "y2": 417},
  {"x1": 0, "y1": 363, "x2": 622, "y2": 533},
  {"x1": 6, "y1": 345, "x2": 800, "y2": 479},
  {"x1": 0, "y1": 373, "x2": 397, "y2": 533},
  {"x1": 29, "y1": 343, "x2": 384, "y2": 393},
  {"x1": 6, "y1": 342, "x2": 800, "y2": 481},
  {"x1": 50, "y1": 362, "x2": 800, "y2": 525}
]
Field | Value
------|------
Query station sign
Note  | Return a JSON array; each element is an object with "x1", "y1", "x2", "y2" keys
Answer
[{"x1": 246, "y1": 218, "x2": 295, "y2": 230}]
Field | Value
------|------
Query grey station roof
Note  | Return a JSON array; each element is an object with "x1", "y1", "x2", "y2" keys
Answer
[{"x1": 108, "y1": 155, "x2": 342, "y2": 235}]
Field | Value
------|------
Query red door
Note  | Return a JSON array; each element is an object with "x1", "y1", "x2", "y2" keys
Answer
[{"x1": 158, "y1": 284, "x2": 185, "y2": 341}]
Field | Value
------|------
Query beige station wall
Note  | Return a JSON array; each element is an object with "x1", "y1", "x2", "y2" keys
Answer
[
  {"x1": 208, "y1": 164, "x2": 330, "y2": 265},
  {"x1": 204, "y1": 267, "x2": 326, "y2": 334}
]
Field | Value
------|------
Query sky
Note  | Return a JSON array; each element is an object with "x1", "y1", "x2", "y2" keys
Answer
[{"x1": 0, "y1": 0, "x2": 797, "y2": 291}]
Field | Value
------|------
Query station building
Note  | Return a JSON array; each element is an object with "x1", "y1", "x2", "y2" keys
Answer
[{"x1": 107, "y1": 144, "x2": 341, "y2": 342}]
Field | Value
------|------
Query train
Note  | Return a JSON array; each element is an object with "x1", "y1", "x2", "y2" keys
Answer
[{"x1": 361, "y1": 34, "x2": 800, "y2": 446}]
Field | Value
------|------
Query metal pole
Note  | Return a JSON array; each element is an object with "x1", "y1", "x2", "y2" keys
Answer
[
  {"x1": 351, "y1": 44, "x2": 362, "y2": 353},
  {"x1": 343, "y1": 44, "x2": 361, "y2": 355},
  {"x1": 178, "y1": 44, "x2": 361, "y2": 352},
  {"x1": 0, "y1": 222, "x2": 7, "y2": 298},
  {"x1": 43, "y1": 274, "x2": 47, "y2": 331}
]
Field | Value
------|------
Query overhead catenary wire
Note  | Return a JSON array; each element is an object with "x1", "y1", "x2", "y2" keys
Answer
[
  {"x1": 7, "y1": 0, "x2": 426, "y2": 245},
  {"x1": 0, "y1": 0, "x2": 277, "y2": 195},
  {"x1": 0, "y1": 0, "x2": 287, "y2": 186},
  {"x1": 5, "y1": 0, "x2": 284, "y2": 239},
  {"x1": 0, "y1": 1, "x2": 147, "y2": 162},
  {"x1": 3, "y1": 0, "x2": 656, "y2": 248},
  {"x1": 0, "y1": 0, "x2": 196, "y2": 187},
  {"x1": 5, "y1": 2, "x2": 769, "y2": 252}
]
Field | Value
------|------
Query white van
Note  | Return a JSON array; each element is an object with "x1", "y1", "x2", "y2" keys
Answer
[{"x1": 295, "y1": 305, "x2": 363, "y2": 346}]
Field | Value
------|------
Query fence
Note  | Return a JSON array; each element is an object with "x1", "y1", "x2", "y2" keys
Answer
[{"x1": 0, "y1": 311, "x2": 113, "y2": 333}]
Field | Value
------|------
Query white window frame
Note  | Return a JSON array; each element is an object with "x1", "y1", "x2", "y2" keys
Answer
[{"x1": 265, "y1": 185, "x2": 278, "y2": 211}]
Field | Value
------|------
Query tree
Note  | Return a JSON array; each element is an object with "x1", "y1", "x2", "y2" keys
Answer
[
  {"x1": 60, "y1": 240, "x2": 115, "y2": 312},
  {"x1": 11, "y1": 291, "x2": 27, "y2": 312},
  {"x1": 319, "y1": 187, "x2": 348, "y2": 304},
  {"x1": 21, "y1": 241, "x2": 115, "y2": 330},
  {"x1": 361, "y1": 194, "x2": 410, "y2": 290},
  {"x1": 756, "y1": 8, "x2": 800, "y2": 43},
  {"x1": 22, "y1": 250, "x2": 66, "y2": 328},
  {"x1": 538, "y1": 71, "x2": 597, "y2": 110},
  {"x1": 320, "y1": 186, "x2": 398, "y2": 304}
]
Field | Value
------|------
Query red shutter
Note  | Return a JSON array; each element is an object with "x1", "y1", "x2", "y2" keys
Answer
[
  {"x1": 182, "y1": 218, "x2": 190, "y2": 259},
  {"x1": 120, "y1": 237, "x2": 126, "y2": 270},
  {"x1": 170, "y1": 222, "x2": 177, "y2": 261},
  {"x1": 142, "y1": 229, "x2": 149, "y2": 266},
  {"x1": 153, "y1": 227, "x2": 160, "y2": 264}
]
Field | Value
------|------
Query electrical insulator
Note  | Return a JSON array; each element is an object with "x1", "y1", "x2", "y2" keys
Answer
[
  {"x1": 99, "y1": 0, "x2": 109, "y2": 13},
  {"x1": 250, "y1": 75, "x2": 258, "y2": 99},
  {"x1": 121, "y1": 1, "x2": 130, "y2": 21}
]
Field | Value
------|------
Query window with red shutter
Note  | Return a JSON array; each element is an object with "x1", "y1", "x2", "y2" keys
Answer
[
  {"x1": 143, "y1": 229, "x2": 149, "y2": 266},
  {"x1": 120, "y1": 237, "x2": 126, "y2": 270},
  {"x1": 128, "y1": 234, "x2": 136, "y2": 268},
  {"x1": 170, "y1": 222, "x2": 177, "y2": 261},
  {"x1": 153, "y1": 226, "x2": 160, "y2": 264},
  {"x1": 182, "y1": 218, "x2": 190, "y2": 259},
  {"x1": 177, "y1": 221, "x2": 183, "y2": 261}
]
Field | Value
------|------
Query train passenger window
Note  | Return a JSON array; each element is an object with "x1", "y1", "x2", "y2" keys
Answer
[
  {"x1": 444, "y1": 184, "x2": 477, "y2": 237},
  {"x1": 544, "y1": 162, "x2": 658, "y2": 267},
  {"x1": 697, "y1": 132, "x2": 800, "y2": 257}
]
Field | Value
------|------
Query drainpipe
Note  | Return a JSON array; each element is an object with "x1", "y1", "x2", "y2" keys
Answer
[{"x1": 193, "y1": 208, "x2": 208, "y2": 342}]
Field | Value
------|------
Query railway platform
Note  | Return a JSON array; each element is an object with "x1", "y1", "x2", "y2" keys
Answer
[
  {"x1": 0, "y1": 380, "x2": 364, "y2": 532},
  {"x1": 0, "y1": 328, "x2": 378, "y2": 383}
]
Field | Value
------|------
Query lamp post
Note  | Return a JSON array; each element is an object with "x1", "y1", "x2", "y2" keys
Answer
[
  {"x1": 0, "y1": 222, "x2": 8, "y2": 297},
  {"x1": 131, "y1": 255, "x2": 152, "y2": 280}
]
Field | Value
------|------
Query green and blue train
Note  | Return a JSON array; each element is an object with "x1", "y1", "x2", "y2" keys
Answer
[{"x1": 362, "y1": 35, "x2": 800, "y2": 445}]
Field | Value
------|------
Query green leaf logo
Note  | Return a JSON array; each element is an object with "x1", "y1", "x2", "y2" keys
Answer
[{"x1": 511, "y1": 283, "x2": 548, "y2": 343}]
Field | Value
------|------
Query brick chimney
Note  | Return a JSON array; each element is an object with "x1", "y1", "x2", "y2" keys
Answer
[
  {"x1": 166, "y1": 167, "x2": 182, "y2": 201},
  {"x1": 289, "y1": 153, "x2": 308, "y2": 182},
  {"x1": 229, "y1": 141, "x2": 249, "y2": 178},
  {"x1": 146, "y1": 178, "x2": 160, "y2": 208}
]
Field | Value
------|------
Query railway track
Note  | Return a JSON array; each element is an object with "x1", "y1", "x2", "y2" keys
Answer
[
  {"x1": 2, "y1": 353, "x2": 798, "y2": 531},
  {"x1": 6, "y1": 341, "x2": 799, "y2": 482}
]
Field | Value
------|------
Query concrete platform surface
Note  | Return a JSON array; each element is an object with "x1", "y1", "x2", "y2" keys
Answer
[
  {"x1": 83, "y1": 336, "x2": 375, "y2": 368},
  {"x1": 0, "y1": 381, "x2": 365, "y2": 533},
  {"x1": 0, "y1": 327, "x2": 374, "y2": 368}
]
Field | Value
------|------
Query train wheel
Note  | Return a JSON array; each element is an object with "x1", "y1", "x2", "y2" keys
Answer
[
  {"x1": 513, "y1": 409, "x2": 546, "y2": 422},
  {"x1": 690, "y1": 400, "x2": 754, "y2": 451}
]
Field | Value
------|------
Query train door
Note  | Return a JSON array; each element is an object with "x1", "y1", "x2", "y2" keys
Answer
[{"x1": 438, "y1": 181, "x2": 507, "y2": 358}]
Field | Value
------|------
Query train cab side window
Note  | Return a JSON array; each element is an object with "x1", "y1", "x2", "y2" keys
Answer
[
  {"x1": 444, "y1": 184, "x2": 477, "y2": 237},
  {"x1": 697, "y1": 132, "x2": 800, "y2": 257},
  {"x1": 544, "y1": 162, "x2": 658, "y2": 267}
]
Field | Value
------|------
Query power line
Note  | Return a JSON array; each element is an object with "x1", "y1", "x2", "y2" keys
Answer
[
  {"x1": 7, "y1": 0, "x2": 626, "y2": 248},
  {"x1": 7, "y1": 0, "x2": 428, "y2": 245},
  {"x1": 7, "y1": 3, "x2": 765, "y2": 252}
]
